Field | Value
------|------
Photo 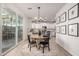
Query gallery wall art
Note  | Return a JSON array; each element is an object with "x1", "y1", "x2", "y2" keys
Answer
[
  {"x1": 60, "y1": 12, "x2": 66, "y2": 23},
  {"x1": 68, "y1": 3, "x2": 79, "y2": 20},
  {"x1": 60, "y1": 25, "x2": 66, "y2": 34},
  {"x1": 68, "y1": 23, "x2": 79, "y2": 37}
]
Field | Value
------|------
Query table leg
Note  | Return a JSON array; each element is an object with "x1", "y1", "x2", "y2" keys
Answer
[{"x1": 36, "y1": 40, "x2": 40, "y2": 49}]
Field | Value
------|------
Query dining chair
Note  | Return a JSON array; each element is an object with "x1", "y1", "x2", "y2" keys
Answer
[
  {"x1": 27, "y1": 34, "x2": 36, "y2": 51},
  {"x1": 39, "y1": 31, "x2": 50, "y2": 53}
]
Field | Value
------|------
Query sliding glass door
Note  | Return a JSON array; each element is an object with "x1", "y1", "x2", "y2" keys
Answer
[{"x1": 0, "y1": 8, "x2": 23, "y2": 54}]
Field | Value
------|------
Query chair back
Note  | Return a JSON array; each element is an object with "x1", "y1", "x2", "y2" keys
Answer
[
  {"x1": 47, "y1": 31, "x2": 50, "y2": 39},
  {"x1": 27, "y1": 35, "x2": 31, "y2": 43}
]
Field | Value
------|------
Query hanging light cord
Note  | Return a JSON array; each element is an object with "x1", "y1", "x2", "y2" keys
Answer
[{"x1": 37, "y1": 7, "x2": 40, "y2": 20}]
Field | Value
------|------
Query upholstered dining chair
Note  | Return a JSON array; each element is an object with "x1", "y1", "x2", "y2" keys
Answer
[
  {"x1": 39, "y1": 31, "x2": 50, "y2": 53},
  {"x1": 27, "y1": 34, "x2": 36, "y2": 51}
]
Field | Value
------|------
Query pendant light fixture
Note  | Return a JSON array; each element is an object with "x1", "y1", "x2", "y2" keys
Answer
[{"x1": 37, "y1": 7, "x2": 40, "y2": 20}]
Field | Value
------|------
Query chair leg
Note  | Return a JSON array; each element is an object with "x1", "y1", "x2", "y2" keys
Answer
[
  {"x1": 30, "y1": 45, "x2": 31, "y2": 51},
  {"x1": 28, "y1": 44, "x2": 29, "y2": 48},
  {"x1": 48, "y1": 44, "x2": 50, "y2": 51},
  {"x1": 38, "y1": 44, "x2": 41, "y2": 49},
  {"x1": 39, "y1": 45, "x2": 41, "y2": 49},
  {"x1": 43, "y1": 45, "x2": 45, "y2": 53}
]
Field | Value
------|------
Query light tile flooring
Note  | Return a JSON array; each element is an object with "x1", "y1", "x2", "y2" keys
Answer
[{"x1": 5, "y1": 37, "x2": 71, "y2": 56}]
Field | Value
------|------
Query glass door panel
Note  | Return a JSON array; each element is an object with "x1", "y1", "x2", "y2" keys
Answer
[
  {"x1": 18, "y1": 16, "x2": 23, "y2": 42},
  {"x1": 1, "y1": 8, "x2": 16, "y2": 53}
]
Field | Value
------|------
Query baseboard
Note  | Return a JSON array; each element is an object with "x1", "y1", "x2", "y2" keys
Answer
[{"x1": 56, "y1": 42, "x2": 72, "y2": 56}]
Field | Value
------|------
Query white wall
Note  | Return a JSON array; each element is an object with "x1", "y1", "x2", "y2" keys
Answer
[
  {"x1": 0, "y1": 14, "x2": 2, "y2": 55},
  {"x1": 23, "y1": 17, "x2": 28, "y2": 40},
  {"x1": 56, "y1": 3, "x2": 79, "y2": 56},
  {"x1": 51, "y1": 23, "x2": 56, "y2": 37}
]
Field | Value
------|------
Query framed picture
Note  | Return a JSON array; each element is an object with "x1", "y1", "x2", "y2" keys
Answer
[
  {"x1": 56, "y1": 26, "x2": 60, "y2": 33},
  {"x1": 56, "y1": 17, "x2": 60, "y2": 24},
  {"x1": 68, "y1": 3, "x2": 79, "y2": 20},
  {"x1": 60, "y1": 25, "x2": 66, "y2": 34},
  {"x1": 68, "y1": 23, "x2": 79, "y2": 37},
  {"x1": 60, "y1": 12, "x2": 66, "y2": 23}
]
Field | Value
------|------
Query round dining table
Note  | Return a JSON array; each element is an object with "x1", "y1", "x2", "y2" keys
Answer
[{"x1": 31, "y1": 34, "x2": 48, "y2": 49}]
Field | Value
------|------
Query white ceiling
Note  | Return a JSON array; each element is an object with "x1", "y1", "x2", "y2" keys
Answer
[{"x1": 4, "y1": 3, "x2": 66, "y2": 21}]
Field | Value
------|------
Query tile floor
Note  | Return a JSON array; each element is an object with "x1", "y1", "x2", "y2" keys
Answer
[{"x1": 5, "y1": 37, "x2": 72, "y2": 56}]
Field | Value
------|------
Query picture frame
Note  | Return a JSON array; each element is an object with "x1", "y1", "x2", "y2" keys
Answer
[
  {"x1": 68, "y1": 23, "x2": 79, "y2": 37},
  {"x1": 60, "y1": 12, "x2": 66, "y2": 23},
  {"x1": 56, "y1": 16, "x2": 60, "y2": 24},
  {"x1": 60, "y1": 25, "x2": 66, "y2": 34},
  {"x1": 56, "y1": 26, "x2": 60, "y2": 33},
  {"x1": 68, "y1": 3, "x2": 79, "y2": 20}
]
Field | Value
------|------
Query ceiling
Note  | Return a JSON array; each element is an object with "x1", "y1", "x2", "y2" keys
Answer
[{"x1": 4, "y1": 3, "x2": 66, "y2": 21}]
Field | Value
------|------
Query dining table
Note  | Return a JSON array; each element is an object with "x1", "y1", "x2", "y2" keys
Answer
[{"x1": 31, "y1": 34, "x2": 48, "y2": 49}]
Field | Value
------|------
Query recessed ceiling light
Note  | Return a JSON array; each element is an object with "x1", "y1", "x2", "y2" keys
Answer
[{"x1": 27, "y1": 8, "x2": 32, "y2": 10}]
